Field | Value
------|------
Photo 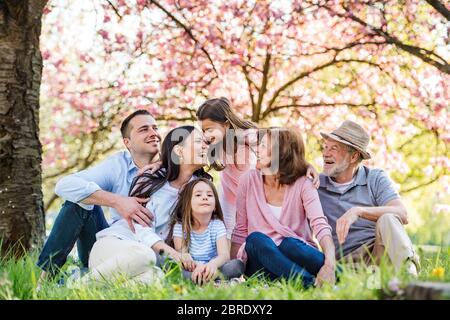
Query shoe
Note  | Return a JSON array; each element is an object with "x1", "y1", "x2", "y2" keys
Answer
[
  {"x1": 230, "y1": 277, "x2": 245, "y2": 284},
  {"x1": 213, "y1": 277, "x2": 245, "y2": 287},
  {"x1": 213, "y1": 279, "x2": 229, "y2": 287},
  {"x1": 411, "y1": 254, "x2": 421, "y2": 272},
  {"x1": 405, "y1": 260, "x2": 418, "y2": 278},
  {"x1": 65, "y1": 267, "x2": 90, "y2": 289}
]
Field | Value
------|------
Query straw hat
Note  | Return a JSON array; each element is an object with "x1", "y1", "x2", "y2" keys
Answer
[{"x1": 320, "y1": 120, "x2": 371, "y2": 159}]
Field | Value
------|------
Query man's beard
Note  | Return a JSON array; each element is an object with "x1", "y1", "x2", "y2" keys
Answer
[{"x1": 324, "y1": 159, "x2": 350, "y2": 178}]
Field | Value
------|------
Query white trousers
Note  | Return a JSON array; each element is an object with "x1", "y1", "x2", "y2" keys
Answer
[{"x1": 85, "y1": 236, "x2": 163, "y2": 284}]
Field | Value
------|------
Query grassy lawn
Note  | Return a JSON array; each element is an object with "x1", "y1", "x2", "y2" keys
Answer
[{"x1": 0, "y1": 246, "x2": 448, "y2": 300}]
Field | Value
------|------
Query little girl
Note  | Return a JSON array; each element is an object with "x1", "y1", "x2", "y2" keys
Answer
[{"x1": 169, "y1": 178, "x2": 244, "y2": 285}]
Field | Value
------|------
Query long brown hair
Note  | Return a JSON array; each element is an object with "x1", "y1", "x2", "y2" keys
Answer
[
  {"x1": 196, "y1": 97, "x2": 257, "y2": 171},
  {"x1": 260, "y1": 127, "x2": 309, "y2": 185},
  {"x1": 166, "y1": 178, "x2": 224, "y2": 249}
]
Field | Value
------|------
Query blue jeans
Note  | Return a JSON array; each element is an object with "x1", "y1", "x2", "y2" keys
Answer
[
  {"x1": 244, "y1": 232, "x2": 325, "y2": 288},
  {"x1": 37, "y1": 201, "x2": 109, "y2": 276}
]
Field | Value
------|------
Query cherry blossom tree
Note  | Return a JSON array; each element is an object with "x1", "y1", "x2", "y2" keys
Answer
[
  {"x1": 40, "y1": 0, "x2": 449, "y2": 213},
  {"x1": 1, "y1": 0, "x2": 447, "y2": 254}
]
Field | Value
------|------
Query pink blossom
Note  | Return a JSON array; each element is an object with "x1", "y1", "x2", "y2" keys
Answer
[
  {"x1": 98, "y1": 29, "x2": 109, "y2": 40},
  {"x1": 230, "y1": 57, "x2": 242, "y2": 66},
  {"x1": 39, "y1": 0, "x2": 448, "y2": 180},
  {"x1": 53, "y1": 59, "x2": 63, "y2": 69},
  {"x1": 119, "y1": 88, "x2": 130, "y2": 96},
  {"x1": 43, "y1": 6, "x2": 52, "y2": 15},
  {"x1": 42, "y1": 50, "x2": 51, "y2": 60},
  {"x1": 256, "y1": 39, "x2": 266, "y2": 48},
  {"x1": 115, "y1": 34, "x2": 126, "y2": 44}
]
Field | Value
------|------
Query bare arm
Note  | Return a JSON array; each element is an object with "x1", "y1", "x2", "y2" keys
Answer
[
  {"x1": 152, "y1": 240, "x2": 181, "y2": 262},
  {"x1": 208, "y1": 236, "x2": 230, "y2": 270},
  {"x1": 200, "y1": 236, "x2": 230, "y2": 283},
  {"x1": 174, "y1": 236, "x2": 196, "y2": 271},
  {"x1": 357, "y1": 199, "x2": 408, "y2": 224},
  {"x1": 136, "y1": 161, "x2": 162, "y2": 176},
  {"x1": 173, "y1": 236, "x2": 184, "y2": 252},
  {"x1": 336, "y1": 199, "x2": 408, "y2": 245},
  {"x1": 315, "y1": 234, "x2": 336, "y2": 287},
  {"x1": 319, "y1": 235, "x2": 336, "y2": 265},
  {"x1": 230, "y1": 242, "x2": 241, "y2": 260}
]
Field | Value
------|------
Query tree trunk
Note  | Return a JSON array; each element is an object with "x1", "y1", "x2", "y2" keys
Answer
[{"x1": 0, "y1": 0, "x2": 47, "y2": 256}]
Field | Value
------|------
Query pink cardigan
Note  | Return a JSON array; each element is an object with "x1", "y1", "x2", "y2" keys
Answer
[{"x1": 231, "y1": 169, "x2": 332, "y2": 261}]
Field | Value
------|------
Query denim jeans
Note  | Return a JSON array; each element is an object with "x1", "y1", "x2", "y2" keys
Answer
[
  {"x1": 244, "y1": 232, "x2": 325, "y2": 288},
  {"x1": 37, "y1": 201, "x2": 109, "y2": 276}
]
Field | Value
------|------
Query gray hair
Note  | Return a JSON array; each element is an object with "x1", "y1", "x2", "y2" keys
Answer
[{"x1": 345, "y1": 144, "x2": 363, "y2": 164}]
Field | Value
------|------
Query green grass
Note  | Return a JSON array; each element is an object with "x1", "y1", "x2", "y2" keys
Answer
[{"x1": 0, "y1": 247, "x2": 448, "y2": 300}]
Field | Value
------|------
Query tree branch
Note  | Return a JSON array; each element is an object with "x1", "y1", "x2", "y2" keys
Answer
[
  {"x1": 266, "y1": 58, "x2": 337, "y2": 113},
  {"x1": 265, "y1": 56, "x2": 381, "y2": 115},
  {"x1": 44, "y1": 193, "x2": 59, "y2": 213},
  {"x1": 400, "y1": 175, "x2": 443, "y2": 194},
  {"x1": 253, "y1": 51, "x2": 271, "y2": 122},
  {"x1": 261, "y1": 102, "x2": 375, "y2": 120},
  {"x1": 241, "y1": 64, "x2": 256, "y2": 113},
  {"x1": 425, "y1": 0, "x2": 450, "y2": 21},
  {"x1": 148, "y1": 0, "x2": 218, "y2": 76},
  {"x1": 326, "y1": 5, "x2": 450, "y2": 74},
  {"x1": 105, "y1": 0, "x2": 122, "y2": 20},
  {"x1": 298, "y1": 40, "x2": 388, "y2": 57}
]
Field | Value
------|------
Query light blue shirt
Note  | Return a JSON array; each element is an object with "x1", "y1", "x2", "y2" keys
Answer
[
  {"x1": 55, "y1": 151, "x2": 138, "y2": 222},
  {"x1": 173, "y1": 219, "x2": 227, "y2": 264}
]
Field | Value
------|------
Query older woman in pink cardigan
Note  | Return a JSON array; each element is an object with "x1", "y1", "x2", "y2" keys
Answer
[{"x1": 231, "y1": 128, "x2": 336, "y2": 288}]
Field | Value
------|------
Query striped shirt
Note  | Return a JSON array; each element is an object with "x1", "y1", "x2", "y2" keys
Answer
[{"x1": 173, "y1": 219, "x2": 227, "y2": 264}]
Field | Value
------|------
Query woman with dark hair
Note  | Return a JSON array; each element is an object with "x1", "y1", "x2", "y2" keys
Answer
[
  {"x1": 231, "y1": 128, "x2": 336, "y2": 288},
  {"x1": 197, "y1": 97, "x2": 320, "y2": 241},
  {"x1": 80, "y1": 125, "x2": 211, "y2": 284}
]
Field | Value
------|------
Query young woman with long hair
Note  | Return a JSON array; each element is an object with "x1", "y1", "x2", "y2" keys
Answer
[{"x1": 80, "y1": 126, "x2": 211, "y2": 284}]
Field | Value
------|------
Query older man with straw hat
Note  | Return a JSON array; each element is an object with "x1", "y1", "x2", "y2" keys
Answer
[{"x1": 317, "y1": 120, "x2": 420, "y2": 277}]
